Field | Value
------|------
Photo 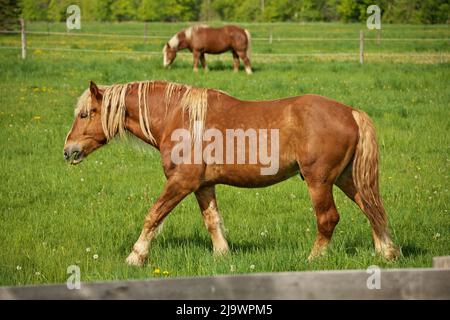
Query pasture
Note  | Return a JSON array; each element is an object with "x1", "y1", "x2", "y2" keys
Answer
[{"x1": 0, "y1": 22, "x2": 449, "y2": 286}]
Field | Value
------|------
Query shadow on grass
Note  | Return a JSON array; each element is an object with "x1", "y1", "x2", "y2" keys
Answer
[
  {"x1": 342, "y1": 236, "x2": 371, "y2": 257},
  {"x1": 343, "y1": 238, "x2": 428, "y2": 258},
  {"x1": 126, "y1": 233, "x2": 273, "y2": 254},
  {"x1": 400, "y1": 243, "x2": 428, "y2": 257},
  {"x1": 165, "y1": 62, "x2": 261, "y2": 73}
]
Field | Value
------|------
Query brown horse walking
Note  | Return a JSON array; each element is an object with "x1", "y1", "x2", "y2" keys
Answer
[
  {"x1": 163, "y1": 25, "x2": 253, "y2": 74},
  {"x1": 64, "y1": 80, "x2": 400, "y2": 266}
]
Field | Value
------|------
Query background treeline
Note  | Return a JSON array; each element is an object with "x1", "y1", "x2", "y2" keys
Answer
[{"x1": 2, "y1": 0, "x2": 449, "y2": 25}]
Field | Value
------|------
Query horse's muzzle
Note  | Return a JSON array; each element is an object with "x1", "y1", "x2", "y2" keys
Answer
[{"x1": 64, "y1": 143, "x2": 84, "y2": 165}]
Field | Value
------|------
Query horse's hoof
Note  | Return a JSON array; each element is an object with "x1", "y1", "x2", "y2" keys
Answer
[
  {"x1": 213, "y1": 247, "x2": 229, "y2": 257},
  {"x1": 382, "y1": 245, "x2": 401, "y2": 261},
  {"x1": 307, "y1": 249, "x2": 327, "y2": 261},
  {"x1": 125, "y1": 252, "x2": 145, "y2": 267}
]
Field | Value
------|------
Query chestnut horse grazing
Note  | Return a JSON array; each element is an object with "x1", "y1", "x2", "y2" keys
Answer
[
  {"x1": 64, "y1": 80, "x2": 400, "y2": 266},
  {"x1": 163, "y1": 25, "x2": 253, "y2": 74}
]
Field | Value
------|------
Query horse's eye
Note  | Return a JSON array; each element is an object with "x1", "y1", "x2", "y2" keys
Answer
[{"x1": 80, "y1": 112, "x2": 88, "y2": 119}]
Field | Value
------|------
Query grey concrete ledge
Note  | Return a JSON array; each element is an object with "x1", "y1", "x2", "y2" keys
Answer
[{"x1": 0, "y1": 268, "x2": 449, "y2": 300}]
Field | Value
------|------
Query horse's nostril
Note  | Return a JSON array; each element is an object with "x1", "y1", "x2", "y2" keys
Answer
[{"x1": 64, "y1": 151, "x2": 69, "y2": 159}]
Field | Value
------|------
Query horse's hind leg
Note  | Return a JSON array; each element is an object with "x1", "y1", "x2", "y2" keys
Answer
[
  {"x1": 335, "y1": 167, "x2": 399, "y2": 260},
  {"x1": 236, "y1": 50, "x2": 252, "y2": 74},
  {"x1": 232, "y1": 51, "x2": 239, "y2": 72},
  {"x1": 195, "y1": 186, "x2": 229, "y2": 255},
  {"x1": 305, "y1": 180, "x2": 340, "y2": 260},
  {"x1": 200, "y1": 53, "x2": 208, "y2": 71},
  {"x1": 125, "y1": 176, "x2": 196, "y2": 266}
]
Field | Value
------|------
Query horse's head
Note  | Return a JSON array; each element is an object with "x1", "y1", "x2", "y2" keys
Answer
[
  {"x1": 163, "y1": 43, "x2": 177, "y2": 68},
  {"x1": 64, "y1": 81, "x2": 107, "y2": 165}
]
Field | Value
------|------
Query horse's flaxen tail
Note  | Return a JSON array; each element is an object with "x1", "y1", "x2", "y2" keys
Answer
[
  {"x1": 351, "y1": 110, "x2": 388, "y2": 234},
  {"x1": 244, "y1": 29, "x2": 252, "y2": 60},
  {"x1": 352, "y1": 110, "x2": 400, "y2": 260}
]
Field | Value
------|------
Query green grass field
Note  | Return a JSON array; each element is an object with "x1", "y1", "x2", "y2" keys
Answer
[{"x1": 0, "y1": 22, "x2": 449, "y2": 286}]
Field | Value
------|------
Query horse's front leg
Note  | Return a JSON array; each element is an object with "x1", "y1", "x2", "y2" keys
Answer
[
  {"x1": 192, "y1": 50, "x2": 200, "y2": 72},
  {"x1": 125, "y1": 176, "x2": 197, "y2": 266}
]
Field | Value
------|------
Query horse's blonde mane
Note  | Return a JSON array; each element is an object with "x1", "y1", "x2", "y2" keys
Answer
[
  {"x1": 185, "y1": 24, "x2": 209, "y2": 40},
  {"x1": 75, "y1": 81, "x2": 210, "y2": 145},
  {"x1": 163, "y1": 82, "x2": 208, "y2": 144}
]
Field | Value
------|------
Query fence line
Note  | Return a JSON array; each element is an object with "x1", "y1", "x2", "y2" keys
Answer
[
  {"x1": 1, "y1": 45, "x2": 448, "y2": 61},
  {"x1": 0, "y1": 45, "x2": 353, "y2": 56},
  {"x1": 0, "y1": 30, "x2": 449, "y2": 42}
]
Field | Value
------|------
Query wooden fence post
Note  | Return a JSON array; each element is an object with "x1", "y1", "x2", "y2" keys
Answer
[
  {"x1": 20, "y1": 18, "x2": 26, "y2": 60},
  {"x1": 359, "y1": 30, "x2": 364, "y2": 64},
  {"x1": 269, "y1": 26, "x2": 273, "y2": 45}
]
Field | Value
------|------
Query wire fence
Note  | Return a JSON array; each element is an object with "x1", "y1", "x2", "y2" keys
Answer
[
  {"x1": 1, "y1": 21, "x2": 449, "y2": 62},
  {"x1": 1, "y1": 30, "x2": 449, "y2": 42}
]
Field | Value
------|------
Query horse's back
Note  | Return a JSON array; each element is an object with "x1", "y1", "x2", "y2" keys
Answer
[
  {"x1": 209, "y1": 91, "x2": 359, "y2": 152},
  {"x1": 193, "y1": 25, "x2": 248, "y2": 53}
]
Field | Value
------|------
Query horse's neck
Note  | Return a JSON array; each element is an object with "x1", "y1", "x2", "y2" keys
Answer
[
  {"x1": 124, "y1": 83, "x2": 169, "y2": 149},
  {"x1": 176, "y1": 32, "x2": 189, "y2": 50}
]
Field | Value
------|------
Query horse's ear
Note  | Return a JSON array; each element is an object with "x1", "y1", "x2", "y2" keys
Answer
[{"x1": 89, "y1": 81, "x2": 102, "y2": 100}]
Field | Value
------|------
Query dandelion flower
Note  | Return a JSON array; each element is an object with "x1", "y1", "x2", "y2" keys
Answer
[
  {"x1": 93, "y1": 254, "x2": 99, "y2": 260},
  {"x1": 16, "y1": 265, "x2": 22, "y2": 271},
  {"x1": 86, "y1": 247, "x2": 91, "y2": 252},
  {"x1": 153, "y1": 268, "x2": 161, "y2": 275},
  {"x1": 163, "y1": 270, "x2": 169, "y2": 276},
  {"x1": 250, "y1": 264, "x2": 255, "y2": 270}
]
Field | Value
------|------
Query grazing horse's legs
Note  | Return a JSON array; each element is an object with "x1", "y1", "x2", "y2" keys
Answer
[
  {"x1": 199, "y1": 53, "x2": 208, "y2": 71},
  {"x1": 195, "y1": 186, "x2": 229, "y2": 254},
  {"x1": 236, "y1": 50, "x2": 252, "y2": 74},
  {"x1": 232, "y1": 51, "x2": 240, "y2": 72},
  {"x1": 193, "y1": 50, "x2": 200, "y2": 72},
  {"x1": 125, "y1": 176, "x2": 196, "y2": 266},
  {"x1": 335, "y1": 167, "x2": 399, "y2": 260}
]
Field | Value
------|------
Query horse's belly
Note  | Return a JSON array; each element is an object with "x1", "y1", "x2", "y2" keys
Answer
[
  {"x1": 204, "y1": 46, "x2": 230, "y2": 54},
  {"x1": 205, "y1": 161, "x2": 299, "y2": 188}
]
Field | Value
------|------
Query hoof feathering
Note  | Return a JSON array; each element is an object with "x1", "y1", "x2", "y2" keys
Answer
[{"x1": 125, "y1": 252, "x2": 145, "y2": 267}]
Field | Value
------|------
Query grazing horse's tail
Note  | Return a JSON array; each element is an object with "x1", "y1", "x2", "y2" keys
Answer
[
  {"x1": 351, "y1": 110, "x2": 388, "y2": 232},
  {"x1": 244, "y1": 29, "x2": 252, "y2": 60}
]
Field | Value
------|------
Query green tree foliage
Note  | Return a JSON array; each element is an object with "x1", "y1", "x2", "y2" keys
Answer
[
  {"x1": 110, "y1": 0, "x2": 137, "y2": 21},
  {"x1": 210, "y1": 0, "x2": 236, "y2": 21},
  {"x1": 139, "y1": 0, "x2": 201, "y2": 22},
  {"x1": 0, "y1": 0, "x2": 21, "y2": 30},
  {"x1": 21, "y1": 0, "x2": 48, "y2": 21},
  {"x1": 233, "y1": 0, "x2": 261, "y2": 22},
  {"x1": 17, "y1": 0, "x2": 450, "y2": 23}
]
